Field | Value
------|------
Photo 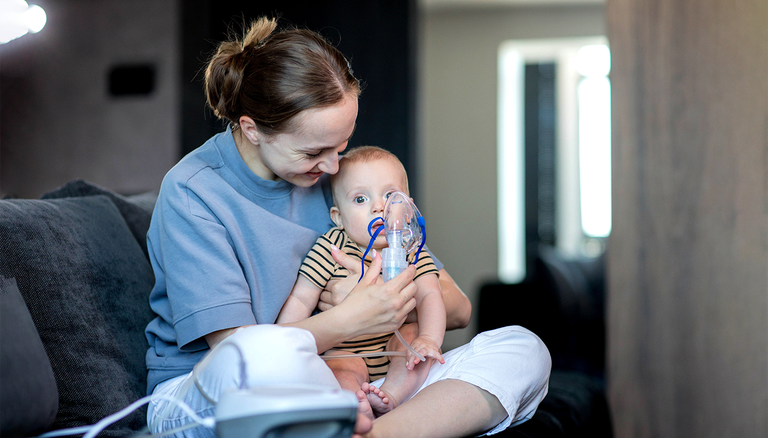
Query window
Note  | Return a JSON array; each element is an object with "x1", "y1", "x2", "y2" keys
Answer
[{"x1": 498, "y1": 37, "x2": 610, "y2": 283}]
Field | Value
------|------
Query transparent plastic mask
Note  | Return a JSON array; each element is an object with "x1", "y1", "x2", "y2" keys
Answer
[{"x1": 382, "y1": 191, "x2": 423, "y2": 254}]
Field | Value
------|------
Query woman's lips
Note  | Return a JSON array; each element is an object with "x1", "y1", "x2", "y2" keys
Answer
[{"x1": 305, "y1": 171, "x2": 323, "y2": 178}]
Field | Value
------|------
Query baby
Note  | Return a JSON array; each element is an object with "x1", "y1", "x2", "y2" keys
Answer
[{"x1": 277, "y1": 146, "x2": 446, "y2": 419}]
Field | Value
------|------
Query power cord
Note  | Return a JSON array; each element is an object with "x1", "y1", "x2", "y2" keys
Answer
[{"x1": 36, "y1": 394, "x2": 215, "y2": 438}]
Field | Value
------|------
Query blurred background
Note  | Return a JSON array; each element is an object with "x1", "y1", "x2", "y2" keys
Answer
[
  {"x1": 2, "y1": 1, "x2": 766, "y2": 437},
  {"x1": 0, "y1": 0, "x2": 607, "y2": 346}
]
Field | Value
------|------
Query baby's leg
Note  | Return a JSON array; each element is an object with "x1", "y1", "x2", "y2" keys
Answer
[
  {"x1": 323, "y1": 350, "x2": 375, "y2": 420},
  {"x1": 365, "y1": 323, "x2": 434, "y2": 417}
]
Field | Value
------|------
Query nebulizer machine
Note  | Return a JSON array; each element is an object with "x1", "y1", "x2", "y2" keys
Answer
[{"x1": 38, "y1": 193, "x2": 429, "y2": 438}]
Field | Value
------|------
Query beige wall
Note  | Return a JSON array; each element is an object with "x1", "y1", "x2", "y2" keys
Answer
[
  {"x1": 0, "y1": 0, "x2": 179, "y2": 198},
  {"x1": 419, "y1": 5, "x2": 606, "y2": 348}
]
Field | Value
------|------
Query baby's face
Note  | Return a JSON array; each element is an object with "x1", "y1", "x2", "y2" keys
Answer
[{"x1": 331, "y1": 157, "x2": 409, "y2": 249}]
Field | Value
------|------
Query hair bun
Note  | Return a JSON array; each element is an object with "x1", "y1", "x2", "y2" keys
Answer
[{"x1": 242, "y1": 16, "x2": 277, "y2": 51}]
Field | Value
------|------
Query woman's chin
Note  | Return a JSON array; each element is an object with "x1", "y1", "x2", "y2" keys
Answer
[{"x1": 290, "y1": 173, "x2": 323, "y2": 187}]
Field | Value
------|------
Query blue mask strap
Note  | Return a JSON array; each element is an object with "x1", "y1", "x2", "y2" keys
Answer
[
  {"x1": 359, "y1": 217, "x2": 385, "y2": 282},
  {"x1": 412, "y1": 216, "x2": 426, "y2": 265}
]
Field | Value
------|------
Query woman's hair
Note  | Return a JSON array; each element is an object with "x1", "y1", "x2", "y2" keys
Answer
[{"x1": 204, "y1": 17, "x2": 361, "y2": 135}]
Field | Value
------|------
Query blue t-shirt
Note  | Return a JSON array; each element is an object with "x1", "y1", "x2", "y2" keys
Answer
[
  {"x1": 144, "y1": 129, "x2": 444, "y2": 393},
  {"x1": 144, "y1": 129, "x2": 336, "y2": 393}
]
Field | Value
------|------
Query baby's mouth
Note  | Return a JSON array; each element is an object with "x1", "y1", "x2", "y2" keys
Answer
[{"x1": 370, "y1": 220, "x2": 384, "y2": 234}]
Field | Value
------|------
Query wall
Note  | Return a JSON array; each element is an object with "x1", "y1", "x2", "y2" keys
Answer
[
  {"x1": 0, "y1": 0, "x2": 180, "y2": 198},
  {"x1": 419, "y1": 4, "x2": 606, "y2": 347},
  {"x1": 606, "y1": 0, "x2": 768, "y2": 436}
]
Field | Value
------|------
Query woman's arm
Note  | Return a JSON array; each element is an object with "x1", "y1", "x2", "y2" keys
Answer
[
  {"x1": 206, "y1": 250, "x2": 419, "y2": 353},
  {"x1": 437, "y1": 269, "x2": 472, "y2": 329}
]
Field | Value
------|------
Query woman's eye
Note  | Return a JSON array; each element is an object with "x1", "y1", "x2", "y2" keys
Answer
[
  {"x1": 306, "y1": 152, "x2": 321, "y2": 158},
  {"x1": 354, "y1": 196, "x2": 368, "y2": 204}
]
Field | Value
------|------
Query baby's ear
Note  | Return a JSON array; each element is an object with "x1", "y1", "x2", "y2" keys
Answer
[{"x1": 330, "y1": 207, "x2": 344, "y2": 229}]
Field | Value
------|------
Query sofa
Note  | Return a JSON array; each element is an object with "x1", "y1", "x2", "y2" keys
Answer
[{"x1": 0, "y1": 179, "x2": 612, "y2": 437}]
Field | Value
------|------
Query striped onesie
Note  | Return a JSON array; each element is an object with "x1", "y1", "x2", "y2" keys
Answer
[{"x1": 299, "y1": 227, "x2": 439, "y2": 380}]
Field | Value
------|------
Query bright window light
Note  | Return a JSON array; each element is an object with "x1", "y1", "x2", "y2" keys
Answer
[
  {"x1": 497, "y1": 47, "x2": 526, "y2": 283},
  {"x1": 576, "y1": 45, "x2": 611, "y2": 78},
  {"x1": 0, "y1": 0, "x2": 47, "y2": 44},
  {"x1": 578, "y1": 74, "x2": 612, "y2": 237}
]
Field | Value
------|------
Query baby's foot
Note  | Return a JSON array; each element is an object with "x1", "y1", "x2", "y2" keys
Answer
[
  {"x1": 361, "y1": 382, "x2": 396, "y2": 417},
  {"x1": 355, "y1": 389, "x2": 375, "y2": 421}
]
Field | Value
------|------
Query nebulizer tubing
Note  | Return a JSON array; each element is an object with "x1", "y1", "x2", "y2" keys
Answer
[{"x1": 330, "y1": 191, "x2": 428, "y2": 364}]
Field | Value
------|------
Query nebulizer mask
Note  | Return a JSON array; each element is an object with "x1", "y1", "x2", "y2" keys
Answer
[{"x1": 360, "y1": 190, "x2": 426, "y2": 282}]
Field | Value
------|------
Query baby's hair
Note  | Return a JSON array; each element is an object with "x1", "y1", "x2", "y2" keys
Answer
[
  {"x1": 331, "y1": 146, "x2": 409, "y2": 204},
  {"x1": 204, "y1": 16, "x2": 361, "y2": 135}
]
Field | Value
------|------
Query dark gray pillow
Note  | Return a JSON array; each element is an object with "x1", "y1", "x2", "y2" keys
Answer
[
  {"x1": 0, "y1": 277, "x2": 59, "y2": 436},
  {"x1": 0, "y1": 196, "x2": 155, "y2": 435},
  {"x1": 42, "y1": 179, "x2": 158, "y2": 260}
]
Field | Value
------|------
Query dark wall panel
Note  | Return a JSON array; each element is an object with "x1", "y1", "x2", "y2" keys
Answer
[{"x1": 180, "y1": 0, "x2": 419, "y2": 189}]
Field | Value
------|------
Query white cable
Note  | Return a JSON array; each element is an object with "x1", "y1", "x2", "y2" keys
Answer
[
  {"x1": 151, "y1": 341, "x2": 246, "y2": 429},
  {"x1": 394, "y1": 328, "x2": 426, "y2": 362},
  {"x1": 37, "y1": 426, "x2": 92, "y2": 437},
  {"x1": 321, "y1": 327, "x2": 426, "y2": 362},
  {"x1": 321, "y1": 350, "x2": 406, "y2": 359},
  {"x1": 130, "y1": 420, "x2": 204, "y2": 438},
  {"x1": 37, "y1": 394, "x2": 215, "y2": 438},
  {"x1": 82, "y1": 394, "x2": 214, "y2": 438}
]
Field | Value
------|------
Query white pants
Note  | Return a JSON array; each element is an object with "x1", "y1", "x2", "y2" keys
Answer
[{"x1": 148, "y1": 324, "x2": 551, "y2": 437}]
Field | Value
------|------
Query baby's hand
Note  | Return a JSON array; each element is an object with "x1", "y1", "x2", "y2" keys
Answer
[{"x1": 406, "y1": 335, "x2": 445, "y2": 370}]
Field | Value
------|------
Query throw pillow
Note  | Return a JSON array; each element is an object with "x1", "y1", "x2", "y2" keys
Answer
[
  {"x1": 41, "y1": 179, "x2": 158, "y2": 260},
  {"x1": 0, "y1": 196, "x2": 155, "y2": 435},
  {"x1": 0, "y1": 277, "x2": 59, "y2": 436}
]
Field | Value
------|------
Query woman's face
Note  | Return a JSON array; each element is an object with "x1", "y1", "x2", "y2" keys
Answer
[{"x1": 256, "y1": 93, "x2": 358, "y2": 187}]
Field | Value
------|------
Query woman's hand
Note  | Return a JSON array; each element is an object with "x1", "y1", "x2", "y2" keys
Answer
[
  {"x1": 284, "y1": 250, "x2": 419, "y2": 353},
  {"x1": 318, "y1": 245, "x2": 375, "y2": 311},
  {"x1": 337, "y1": 250, "x2": 419, "y2": 338}
]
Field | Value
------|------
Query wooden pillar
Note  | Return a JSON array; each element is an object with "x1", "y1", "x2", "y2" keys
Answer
[{"x1": 606, "y1": 0, "x2": 768, "y2": 437}]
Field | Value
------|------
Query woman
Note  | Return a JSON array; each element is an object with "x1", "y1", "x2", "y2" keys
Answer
[{"x1": 145, "y1": 17, "x2": 550, "y2": 437}]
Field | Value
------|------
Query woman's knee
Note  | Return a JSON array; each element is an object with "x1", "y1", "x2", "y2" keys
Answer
[{"x1": 473, "y1": 326, "x2": 552, "y2": 374}]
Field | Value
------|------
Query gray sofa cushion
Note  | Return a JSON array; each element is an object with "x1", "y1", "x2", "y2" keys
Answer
[
  {"x1": 0, "y1": 196, "x2": 155, "y2": 435},
  {"x1": 42, "y1": 179, "x2": 158, "y2": 260},
  {"x1": 0, "y1": 277, "x2": 59, "y2": 436}
]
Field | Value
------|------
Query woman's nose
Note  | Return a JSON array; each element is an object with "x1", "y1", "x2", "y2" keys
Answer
[{"x1": 318, "y1": 153, "x2": 339, "y2": 175}]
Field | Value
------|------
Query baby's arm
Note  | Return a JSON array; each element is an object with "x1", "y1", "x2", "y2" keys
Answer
[
  {"x1": 276, "y1": 275, "x2": 323, "y2": 324},
  {"x1": 407, "y1": 273, "x2": 446, "y2": 369}
]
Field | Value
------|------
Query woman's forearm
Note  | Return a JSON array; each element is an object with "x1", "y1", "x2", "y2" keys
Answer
[
  {"x1": 438, "y1": 269, "x2": 472, "y2": 329},
  {"x1": 278, "y1": 305, "x2": 358, "y2": 353}
]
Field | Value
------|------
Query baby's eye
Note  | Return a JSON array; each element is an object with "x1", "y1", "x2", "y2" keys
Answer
[
  {"x1": 384, "y1": 192, "x2": 394, "y2": 200},
  {"x1": 354, "y1": 196, "x2": 368, "y2": 204}
]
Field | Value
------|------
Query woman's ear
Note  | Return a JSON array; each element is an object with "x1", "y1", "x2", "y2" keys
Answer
[
  {"x1": 238, "y1": 116, "x2": 262, "y2": 145},
  {"x1": 330, "y1": 207, "x2": 344, "y2": 229}
]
